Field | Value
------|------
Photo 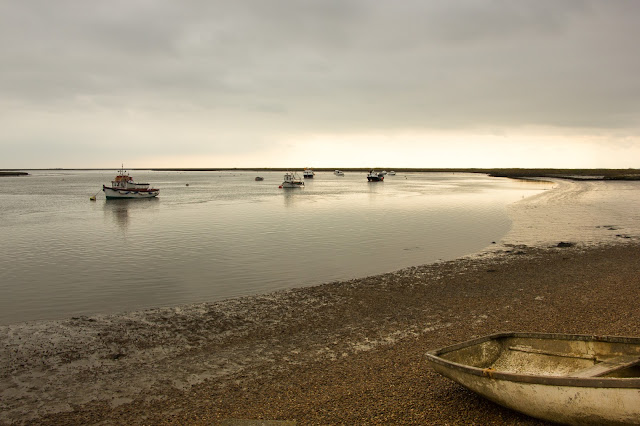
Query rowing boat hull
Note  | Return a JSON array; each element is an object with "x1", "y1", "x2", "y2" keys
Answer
[
  {"x1": 426, "y1": 332, "x2": 640, "y2": 425},
  {"x1": 430, "y1": 360, "x2": 640, "y2": 424}
]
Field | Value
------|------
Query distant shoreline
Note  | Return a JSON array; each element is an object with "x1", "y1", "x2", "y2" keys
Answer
[
  {"x1": 4, "y1": 168, "x2": 640, "y2": 180},
  {"x1": 0, "y1": 171, "x2": 28, "y2": 176}
]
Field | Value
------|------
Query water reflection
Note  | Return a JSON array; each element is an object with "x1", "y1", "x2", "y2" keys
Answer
[
  {"x1": 103, "y1": 198, "x2": 159, "y2": 228},
  {"x1": 281, "y1": 188, "x2": 305, "y2": 207},
  {"x1": 366, "y1": 179, "x2": 385, "y2": 192},
  {"x1": 508, "y1": 177, "x2": 557, "y2": 187}
]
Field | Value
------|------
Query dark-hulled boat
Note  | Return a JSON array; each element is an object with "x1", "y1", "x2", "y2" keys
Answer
[{"x1": 367, "y1": 170, "x2": 384, "y2": 182}]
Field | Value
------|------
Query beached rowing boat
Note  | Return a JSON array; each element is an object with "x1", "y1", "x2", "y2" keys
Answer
[{"x1": 425, "y1": 332, "x2": 640, "y2": 425}]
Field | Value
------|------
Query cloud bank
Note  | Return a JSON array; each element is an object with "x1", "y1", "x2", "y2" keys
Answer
[{"x1": 1, "y1": 1, "x2": 639, "y2": 168}]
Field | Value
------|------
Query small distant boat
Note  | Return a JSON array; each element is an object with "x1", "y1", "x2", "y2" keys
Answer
[
  {"x1": 255, "y1": 176, "x2": 264, "y2": 181},
  {"x1": 388, "y1": 171, "x2": 396, "y2": 176},
  {"x1": 367, "y1": 170, "x2": 384, "y2": 182},
  {"x1": 334, "y1": 170, "x2": 344, "y2": 176},
  {"x1": 280, "y1": 172, "x2": 304, "y2": 188},
  {"x1": 303, "y1": 168, "x2": 315, "y2": 179},
  {"x1": 426, "y1": 332, "x2": 640, "y2": 425},
  {"x1": 102, "y1": 166, "x2": 159, "y2": 199}
]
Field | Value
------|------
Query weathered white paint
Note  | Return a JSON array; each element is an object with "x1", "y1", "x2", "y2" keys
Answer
[
  {"x1": 432, "y1": 363, "x2": 640, "y2": 425},
  {"x1": 427, "y1": 333, "x2": 640, "y2": 425}
]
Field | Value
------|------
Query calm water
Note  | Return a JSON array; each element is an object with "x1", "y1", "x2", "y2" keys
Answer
[{"x1": 0, "y1": 170, "x2": 550, "y2": 324}]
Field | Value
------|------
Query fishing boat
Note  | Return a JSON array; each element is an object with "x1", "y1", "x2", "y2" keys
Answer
[
  {"x1": 334, "y1": 170, "x2": 344, "y2": 176},
  {"x1": 425, "y1": 332, "x2": 640, "y2": 425},
  {"x1": 102, "y1": 166, "x2": 159, "y2": 199},
  {"x1": 367, "y1": 170, "x2": 384, "y2": 182},
  {"x1": 279, "y1": 172, "x2": 304, "y2": 188},
  {"x1": 388, "y1": 171, "x2": 396, "y2": 176},
  {"x1": 254, "y1": 176, "x2": 264, "y2": 181},
  {"x1": 303, "y1": 168, "x2": 315, "y2": 179}
]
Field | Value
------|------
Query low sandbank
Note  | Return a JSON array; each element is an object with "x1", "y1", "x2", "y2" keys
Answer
[
  {"x1": 0, "y1": 171, "x2": 28, "y2": 176},
  {"x1": 1, "y1": 241, "x2": 640, "y2": 425}
]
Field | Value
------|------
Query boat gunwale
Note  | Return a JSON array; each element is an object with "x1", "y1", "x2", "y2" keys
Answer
[{"x1": 425, "y1": 332, "x2": 640, "y2": 389}]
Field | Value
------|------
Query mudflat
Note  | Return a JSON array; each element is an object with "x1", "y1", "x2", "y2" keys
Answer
[{"x1": 2, "y1": 242, "x2": 639, "y2": 425}]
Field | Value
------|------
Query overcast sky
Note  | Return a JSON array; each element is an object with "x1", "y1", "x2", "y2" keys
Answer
[{"x1": 1, "y1": 0, "x2": 639, "y2": 169}]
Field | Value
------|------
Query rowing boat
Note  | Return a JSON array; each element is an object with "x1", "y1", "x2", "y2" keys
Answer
[{"x1": 425, "y1": 332, "x2": 640, "y2": 425}]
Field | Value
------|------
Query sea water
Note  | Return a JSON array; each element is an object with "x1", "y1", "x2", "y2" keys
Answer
[{"x1": 0, "y1": 170, "x2": 551, "y2": 324}]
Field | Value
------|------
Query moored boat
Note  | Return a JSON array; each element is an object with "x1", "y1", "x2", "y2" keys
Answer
[
  {"x1": 367, "y1": 170, "x2": 384, "y2": 182},
  {"x1": 255, "y1": 176, "x2": 264, "y2": 181},
  {"x1": 334, "y1": 170, "x2": 344, "y2": 176},
  {"x1": 425, "y1": 332, "x2": 640, "y2": 425},
  {"x1": 102, "y1": 166, "x2": 159, "y2": 199},
  {"x1": 280, "y1": 172, "x2": 304, "y2": 188},
  {"x1": 303, "y1": 168, "x2": 315, "y2": 179}
]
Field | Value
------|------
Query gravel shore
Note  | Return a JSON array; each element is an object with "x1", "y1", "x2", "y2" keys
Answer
[{"x1": 2, "y1": 241, "x2": 639, "y2": 425}]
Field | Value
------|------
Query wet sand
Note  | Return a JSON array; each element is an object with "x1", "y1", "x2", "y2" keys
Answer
[{"x1": 2, "y1": 179, "x2": 640, "y2": 425}]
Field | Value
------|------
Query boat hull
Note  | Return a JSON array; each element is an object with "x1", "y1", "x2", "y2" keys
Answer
[
  {"x1": 103, "y1": 186, "x2": 159, "y2": 199},
  {"x1": 426, "y1": 332, "x2": 640, "y2": 425},
  {"x1": 430, "y1": 360, "x2": 640, "y2": 425},
  {"x1": 367, "y1": 176, "x2": 383, "y2": 181}
]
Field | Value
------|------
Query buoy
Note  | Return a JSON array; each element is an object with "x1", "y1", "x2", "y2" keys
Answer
[
  {"x1": 279, "y1": 185, "x2": 283, "y2": 188},
  {"x1": 90, "y1": 196, "x2": 96, "y2": 201}
]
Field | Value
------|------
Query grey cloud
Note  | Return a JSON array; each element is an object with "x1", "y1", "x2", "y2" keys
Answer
[{"x1": 1, "y1": 0, "x2": 639, "y2": 133}]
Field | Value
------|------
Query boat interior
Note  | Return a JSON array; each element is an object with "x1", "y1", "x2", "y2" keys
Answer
[{"x1": 437, "y1": 334, "x2": 640, "y2": 378}]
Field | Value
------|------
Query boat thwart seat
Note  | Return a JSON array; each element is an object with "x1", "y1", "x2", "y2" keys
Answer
[{"x1": 570, "y1": 354, "x2": 640, "y2": 378}]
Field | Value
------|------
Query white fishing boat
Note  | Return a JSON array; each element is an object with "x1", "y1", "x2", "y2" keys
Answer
[
  {"x1": 334, "y1": 170, "x2": 344, "y2": 176},
  {"x1": 426, "y1": 332, "x2": 640, "y2": 425},
  {"x1": 102, "y1": 166, "x2": 159, "y2": 199},
  {"x1": 388, "y1": 171, "x2": 396, "y2": 176},
  {"x1": 367, "y1": 170, "x2": 384, "y2": 182},
  {"x1": 303, "y1": 168, "x2": 315, "y2": 179},
  {"x1": 280, "y1": 172, "x2": 304, "y2": 188}
]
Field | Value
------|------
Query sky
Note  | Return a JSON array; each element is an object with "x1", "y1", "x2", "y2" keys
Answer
[{"x1": 1, "y1": 0, "x2": 639, "y2": 169}]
